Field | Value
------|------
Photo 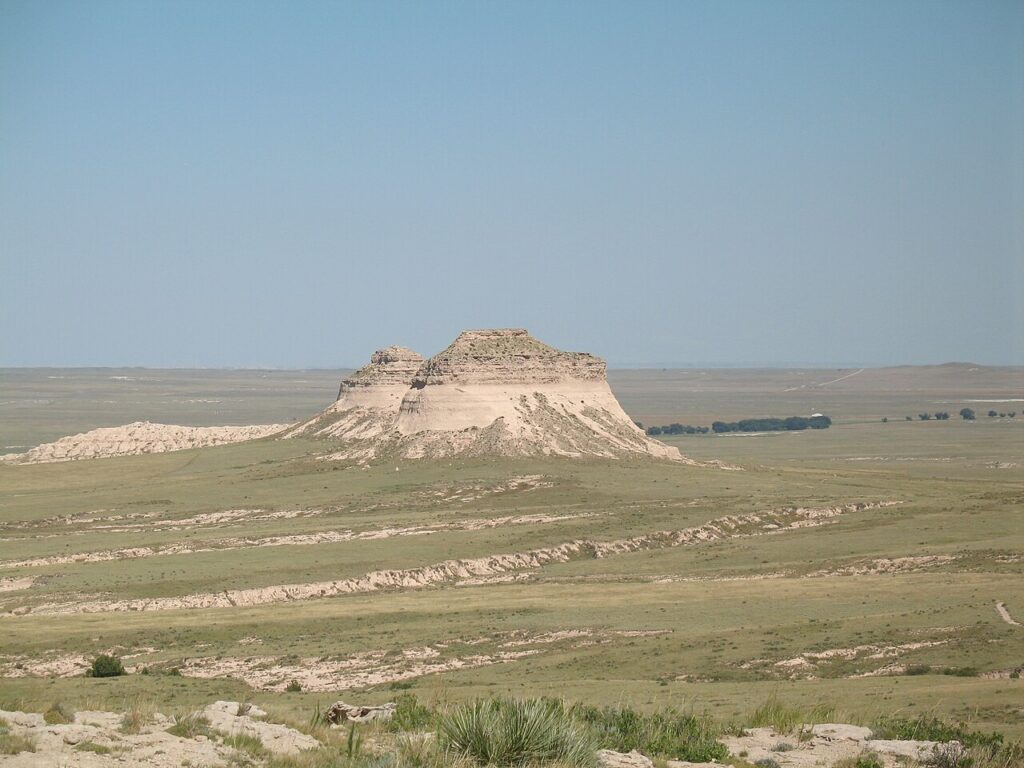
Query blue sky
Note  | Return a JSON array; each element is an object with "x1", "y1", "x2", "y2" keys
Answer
[{"x1": 1, "y1": 0, "x2": 1022, "y2": 367}]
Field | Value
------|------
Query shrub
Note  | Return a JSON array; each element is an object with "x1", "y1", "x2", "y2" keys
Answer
[
  {"x1": 905, "y1": 664, "x2": 931, "y2": 675},
  {"x1": 924, "y1": 743, "x2": 970, "y2": 768},
  {"x1": 773, "y1": 742, "x2": 795, "y2": 752},
  {"x1": 87, "y1": 654, "x2": 126, "y2": 678},
  {"x1": 285, "y1": 680, "x2": 302, "y2": 692},
  {"x1": 755, "y1": 759, "x2": 781, "y2": 768},
  {"x1": 438, "y1": 698, "x2": 595, "y2": 768},
  {"x1": 959, "y1": 408, "x2": 976, "y2": 421},
  {"x1": 871, "y1": 716, "x2": 1002, "y2": 750},
  {"x1": 942, "y1": 667, "x2": 977, "y2": 677},
  {"x1": 387, "y1": 694, "x2": 435, "y2": 732},
  {"x1": 43, "y1": 702, "x2": 75, "y2": 724},
  {"x1": 570, "y1": 702, "x2": 727, "y2": 762}
]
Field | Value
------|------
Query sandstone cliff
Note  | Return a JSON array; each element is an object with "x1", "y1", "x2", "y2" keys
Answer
[
  {"x1": 294, "y1": 329, "x2": 682, "y2": 462},
  {"x1": 283, "y1": 346, "x2": 423, "y2": 440}
]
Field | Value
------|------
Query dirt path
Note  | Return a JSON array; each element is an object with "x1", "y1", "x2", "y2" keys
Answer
[{"x1": 996, "y1": 601, "x2": 1020, "y2": 627}]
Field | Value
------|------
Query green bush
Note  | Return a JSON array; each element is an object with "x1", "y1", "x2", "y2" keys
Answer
[
  {"x1": 439, "y1": 698, "x2": 595, "y2": 768},
  {"x1": 569, "y1": 702, "x2": 727, "y2": 763},
  {"x1": 872, "y1": 716, "x2": 1002, "y2": 750},
  {"x1": 86, "y1": 654, "x2": 126, "y2": 678},
  {"x1": 387, "y1": 694, "x2": 435, "y2": 732}
]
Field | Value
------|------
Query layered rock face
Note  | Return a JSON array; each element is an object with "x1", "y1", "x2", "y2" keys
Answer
[
  {"x1": 295, "y1": 329, "x2": 681, "y2": 462},
  {"x1": 284, "y1": 346, "x2": 423, "y2": 440}
]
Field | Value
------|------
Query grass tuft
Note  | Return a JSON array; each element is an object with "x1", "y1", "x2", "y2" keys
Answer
[
  {"x1": 167, "y1": 711, "x2": 213, "y2": 739},
  {"x1": 43, "y1": 701, "x2": 75, "y2": 724},
  {"x1": 75, "y1": 740, "x2": 113, "y2": 754},
  {"x1": 749, "y1": 695, "x2": 835, "y2": 735}
]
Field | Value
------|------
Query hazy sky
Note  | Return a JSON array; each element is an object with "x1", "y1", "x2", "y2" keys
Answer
[{"x1": 2, "y1": 1, "x2": 1022, "y2": 368}]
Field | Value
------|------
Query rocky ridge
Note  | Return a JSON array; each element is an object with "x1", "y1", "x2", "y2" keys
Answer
[{"x1": 3, "y1": 422, "x2": 285, "y2": 465}]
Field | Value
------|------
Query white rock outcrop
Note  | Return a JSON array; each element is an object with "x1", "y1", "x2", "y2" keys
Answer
[
  {"x1": 284, "y1": 345, "x2": 424, "y2": 441},
  {"x1": 5, "y1": 421, "x2": 285, "y2": 464},
  {"x1": 293, "y1": 329, "x2": 682, "y2": 462}
]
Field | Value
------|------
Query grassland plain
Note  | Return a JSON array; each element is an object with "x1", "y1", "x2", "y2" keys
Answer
[{"x1": 0, "y1": 365, "x2": 1021, "y2": 744}]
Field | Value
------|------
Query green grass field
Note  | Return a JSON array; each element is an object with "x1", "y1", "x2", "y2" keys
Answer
[{"x1": 1, "y1": 365, "x2": 1021, "y2": 740}]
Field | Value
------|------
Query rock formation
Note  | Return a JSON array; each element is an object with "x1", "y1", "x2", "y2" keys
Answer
[
  {"x1": 3, "y1": 421, "x2": 286, "y2": 464},
  {"x1": 291, "y1": 329, "x2": 682, "y2": 461},
  {"x1": 284, "y1": 345, "x2": 423, "y2": 441}
]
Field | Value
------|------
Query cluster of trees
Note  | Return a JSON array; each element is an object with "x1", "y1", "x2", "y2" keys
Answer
[
  {"x1": 711, "y1": 415, "x2": 831, "y2": 433},
  {"x1": 644, "y1": 423, "x2": 709, "y2": 436},
  {"x1": 892, "y1": 408, "x2": 1017, "y2": 422}
]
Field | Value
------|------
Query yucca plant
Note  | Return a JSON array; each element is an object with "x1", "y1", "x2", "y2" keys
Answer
[{"x1": 439, "y1": 698, "x2": 595, "y2": 768}]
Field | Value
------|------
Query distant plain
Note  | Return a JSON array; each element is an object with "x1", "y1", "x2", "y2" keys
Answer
[{"x1": 0, "y1": 365, "x2": 1021, "y2": 737}]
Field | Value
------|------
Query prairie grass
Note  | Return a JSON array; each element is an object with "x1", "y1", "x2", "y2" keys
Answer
[
  {"x1": 119, "y1": 699, "x2": 154, "y2": 734},
  {"x1": 43, "y1": 701, "x2": 75, "y2": 724},
  {"x1": 167, "y1": 711, "x2": 213, "y2": 739},
  {"x1": 569, "y1": 701, "x2": 727, "y2": 763},
  {"x1": 749, "y1": 695, "x2": 835, "y2": 734},
  {"x1": 221, "y1": 729, "x2": 269, "y2": 758},
  {"x1": 75, "y1": 740, "x2": 114, "y2": 754},
  {"x1": 0, "y1": 718, "x2": 37, "y2": 755}
]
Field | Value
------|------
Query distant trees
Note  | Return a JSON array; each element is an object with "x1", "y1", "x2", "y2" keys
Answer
[
  {"x1": 881, "y1": 417, "x2": 888, "y2": 423},
  {"x1": 711, "y1": 415, "x2": 831, "y2": 433},
  {"x1": 905, "y1": 416, "x2": 913, "y2": 421},
  {"x1": 935, "y1": 412, "x2": 950, "y2": 420},
  {"x1": 959, "y1": 408, "x2": 975, "y2": 421},
  {"x1": 986, "y1": 410, "x2": 1016, "y2": 418},
  {"x1": 645, "y1": 424, "x2": 709, "y2": 436},
  {"x1": 989, "y1": 410, "x2": 998, "y2": 417},
  {"x1": 919, "y1": 413, "x2": 932, "y2": 420}
]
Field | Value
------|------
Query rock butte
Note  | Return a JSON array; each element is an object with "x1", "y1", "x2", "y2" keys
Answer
[{"x1": 290, "y1": 328, "x2": 683, "y2": 461}]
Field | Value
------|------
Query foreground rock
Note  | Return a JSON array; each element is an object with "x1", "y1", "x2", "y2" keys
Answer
[
  {"x1": 202, "y1": 700, "x2": 319, "y2": 754},
  {"x1": 597, "y1": 749, "x2": 655, "y2": 768},
  {"x1": 292, "y1": 328, "x2": 684, "y2": 462},
  {"x1": 722, "y1": 724, "x2": 955, "y2": 767},
  {"x1": 0, "y1": 701, "x2": 316, "y2": 767},
  {"x1": 5, "y1": 422, "x2": 285, "y2": 464},
  {"x1": 325, "y1": 701, "x2": 397, "y2": 724}
]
